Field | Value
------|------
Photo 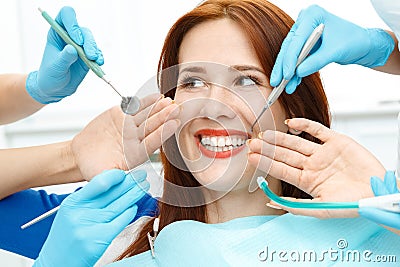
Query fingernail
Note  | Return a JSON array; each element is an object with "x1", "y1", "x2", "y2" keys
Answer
[
  {"x1": 284, "y1": 119, "x2": 289, "y2": 125},
  {"x1": 246, "y1": 139, "x2": 252, "y2": 147},
  {"x1": 266, "y1": 203, "x2": 282, "y2": 210},
  {"x1": 258, "y1": 131, "x2": 263, "y2": 139},
  {"x1": 171, "y1": 100, "x2": 175, "y2": 104}
]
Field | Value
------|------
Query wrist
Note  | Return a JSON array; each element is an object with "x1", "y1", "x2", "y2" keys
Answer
[
  {"x1": 25, "y1": 71, "x2": 61, "y2": 104},
  {"x1": 364, "y1": 28, "x2": 395, "y2": 68},
  {"x1": 60, "y1": 141, "x2": 84, "y2": 182}
]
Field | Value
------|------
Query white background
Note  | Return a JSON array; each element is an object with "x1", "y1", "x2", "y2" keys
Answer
[{"x1": 1, "y1": 0, "x2": 399, "y2": 265}]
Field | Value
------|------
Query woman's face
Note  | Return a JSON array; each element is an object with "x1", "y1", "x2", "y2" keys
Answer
[{"x1": 173, "y1": 18, "x2": 287, "y2": 192}]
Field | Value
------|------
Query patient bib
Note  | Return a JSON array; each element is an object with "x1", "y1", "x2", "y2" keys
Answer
[{"x1": 106, "y1": 214, "x2": 400, "y2": 266}]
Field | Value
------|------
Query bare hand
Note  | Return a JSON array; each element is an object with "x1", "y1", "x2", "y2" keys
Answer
[
  {"x1": 72, "y1": 94, "x2": 180, "y2": 180},
  {"x1": 248, "y1": 118, "x2": 386, "y2": 218}
]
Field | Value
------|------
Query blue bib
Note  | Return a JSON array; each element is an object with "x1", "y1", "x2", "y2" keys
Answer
[{"x1": 106, "y1": 214, "x2": 400, "y2": 266}]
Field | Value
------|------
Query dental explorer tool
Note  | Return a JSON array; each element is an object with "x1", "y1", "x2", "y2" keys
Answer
[
  {"x1": 38, "y1": 8, "x2": 140, "y2": 115},
  {"x1": 21, "y1": 170, "x2": 144, "y2": 229},
  {"x1": 250, "y1": 24, "x2": 325, "y2": 133},
  {"x1": 257, "y1": 177, "x2": 400, "y2": 213}
]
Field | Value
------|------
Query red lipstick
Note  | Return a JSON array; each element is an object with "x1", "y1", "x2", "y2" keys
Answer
[{"x1": 195, "y1": 129, "x2": 249, "y2": 159}]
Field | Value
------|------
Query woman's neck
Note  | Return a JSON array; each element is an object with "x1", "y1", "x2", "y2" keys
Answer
[{"x1": 204, "y1": 177, "x2": 285, "y2": 224}]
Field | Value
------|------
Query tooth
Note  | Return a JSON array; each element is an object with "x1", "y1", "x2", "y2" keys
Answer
[
  {"x1": 210, "y1": 137, "x2": 217, "y2": 146},
  {"x1": 237, "y1": 138, "x2": 244, "y2": 145},
  {"x1": 217, "y1": 137, "x2": 225, "y2": 147},
  {"x1": 232, "y1": 137, "x2": 238, "y2": 146},
  {"x1": 225, "y1": 137, "x2": 232, "y2": 146},
  {"x1": 217, "y1": 147, "x2": 223, "y2": 152},
  {"x1": 204, "y1": 137, "x2": 210, "y2": 145},
  {"x1": 201, "y1": 138, "x2": 206, "y2": 145},
  {"x1": 223, "y1": 146, "x2": 228, "y2": 152},
  {"x1": 202, "y1": 137, "x2": 209, "y2": 145},
  {"x1": 229, "y1": 145, "x2": 233, "y2": 150}
]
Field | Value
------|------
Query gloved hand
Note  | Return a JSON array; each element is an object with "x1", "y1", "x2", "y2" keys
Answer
[
  {"x1": 26, "y1": 6, "x2": 104, "y2": 104},
  {"x1": 33, "y1": 169, "x2": 150, "y2": 267},
  {"x1": 270, "y1": 4, "x2": 395, "y2": 94},
  {"x1": 358, "y1": 171, "x2": 400, "y2": 230}
]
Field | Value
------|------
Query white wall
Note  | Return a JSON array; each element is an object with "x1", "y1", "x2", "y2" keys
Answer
[{"x1": 1, "y1": 0, "x2": 399, "y2": 265}]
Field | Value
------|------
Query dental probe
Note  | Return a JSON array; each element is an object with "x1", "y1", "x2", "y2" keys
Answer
[
  {"x1": 38, "y1": 8, "x2": 140, "y2": 115},
  {"x1": 250, "y1": 24, "x2": 325, "y2": 132},
  {"x1": 21, "y1": 170, "x2": 143, "y2": 229}
]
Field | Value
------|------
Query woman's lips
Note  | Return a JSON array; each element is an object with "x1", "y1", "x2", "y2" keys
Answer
[{"x1": 195, "y1": 129, "x2": 249, "y2": 159}]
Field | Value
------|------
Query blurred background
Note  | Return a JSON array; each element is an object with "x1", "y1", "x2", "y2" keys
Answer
[{"x1": 1, "y1": 0, "x2": 399, "y2": 265}]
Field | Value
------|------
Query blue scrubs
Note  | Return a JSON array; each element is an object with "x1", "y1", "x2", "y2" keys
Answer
[{"x1": 0, "y1": 189, "x2": 158, "y2": 259}]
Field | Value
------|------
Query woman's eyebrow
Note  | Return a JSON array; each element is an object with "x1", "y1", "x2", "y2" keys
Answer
[
  {"x1": 230, "y1": 65, "x2": 266, "y2": 75},
  {"x1": 178, "y1": 66, "x2": 207, "y2": 75}
]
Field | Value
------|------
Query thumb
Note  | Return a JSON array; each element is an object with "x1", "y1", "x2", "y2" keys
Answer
[{"x1": 359, "y1": 207, "x2": 400, "y2": 230}]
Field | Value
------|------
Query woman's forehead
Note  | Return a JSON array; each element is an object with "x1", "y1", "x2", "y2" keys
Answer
[{"x1": 178, "y1": 18, "x2": 262, "y2": 69}]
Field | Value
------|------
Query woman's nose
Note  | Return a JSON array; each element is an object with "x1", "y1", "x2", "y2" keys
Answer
[{"x1": 198, "y1": 84, "x2": 237, "y2": 120}]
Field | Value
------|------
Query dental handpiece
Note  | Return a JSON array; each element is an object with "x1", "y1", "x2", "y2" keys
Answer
[
  {"x1": 250, "y1": 24, "x2": 325, "y2": 132},
  {"x1": 38, "y1": 8, "x2": 140, "y2": 115}
]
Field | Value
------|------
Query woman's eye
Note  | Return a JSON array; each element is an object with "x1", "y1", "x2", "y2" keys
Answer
[
  {"x1": 179, "y1": 77, "x2": 207, "y2": 89},
  {"x1": 235, "y1": 76, "x2": 257, "y2": 87}
]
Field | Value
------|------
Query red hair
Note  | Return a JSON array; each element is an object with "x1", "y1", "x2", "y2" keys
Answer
[{"x1": 117, "y1": 0, "x2": 330, "y2": 259}]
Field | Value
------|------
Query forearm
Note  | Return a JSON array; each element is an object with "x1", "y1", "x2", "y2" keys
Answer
[
  {"x1": 373, "y1": 32, "x2": 400, "y2": 75},
  {"x1": 0, "y1": 74, "x2": 45, "y2": 125},
  {"x1": 0, "y1": 141, "x2": 83, "y2": 200}
]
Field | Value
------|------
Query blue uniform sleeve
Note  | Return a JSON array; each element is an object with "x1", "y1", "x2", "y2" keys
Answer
[
  {"x1": 0, "y1": 189, "x2": 68, "y2": 259},
  {"x1": 0, "y1": 189, "x2": 158, "y2": 259}
]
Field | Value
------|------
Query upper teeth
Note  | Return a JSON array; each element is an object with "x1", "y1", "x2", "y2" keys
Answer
[{"x1": 200, "y1": 135, "x2": 247, "y2": 151}]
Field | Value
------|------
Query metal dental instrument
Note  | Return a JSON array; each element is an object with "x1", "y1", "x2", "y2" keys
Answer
[
  {"x1": 257, "y1": 177, "x2": 400, "y2": 213},
  {"x1": 38, "y1": 8, "x2": 140, "y2": 115},
  {"x1": 21, "y1": 170, "x2": 143, "y2": 229},
  {"x1": 250, "y1": 24, "x2": 325, "y2": 132}
]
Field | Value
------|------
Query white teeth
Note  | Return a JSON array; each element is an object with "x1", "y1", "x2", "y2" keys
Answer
[
  {"x1": 210, "y1": 137, "x2": 217, "y2": 146},
  {"x1": 232, "y1": 137, "x2": 238, "y2": 146},
  {"x1": 218, "y1": 138, "x2": 225, "y2": 147},
  {"x1": 200, "y1": 135, "x2": 247, "y2": 152},
  {"x1": 225, "y1": 137, "x2": 232, "y2": 146},
  {"x1": 201, "y1": 137, "x2": 210, "y2": 146}
]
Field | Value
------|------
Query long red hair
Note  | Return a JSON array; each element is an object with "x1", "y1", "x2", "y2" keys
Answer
[{"x1": 117, "y1": 0, "x2": 330, "y2": 259}]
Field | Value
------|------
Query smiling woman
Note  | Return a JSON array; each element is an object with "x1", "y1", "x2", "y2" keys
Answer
[{"x1": 115, "y1": 0, "x2": 330, "y2": 261}]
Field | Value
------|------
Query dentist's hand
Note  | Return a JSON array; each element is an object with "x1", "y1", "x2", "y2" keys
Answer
[
  {"x1": 359, "y1": 171, "x2": 400, "y2": 230},
  {"x1": 26, "y1": 6, "x2": 104, "y2": 104},
  {"x1": 248, "y1": 118, "x2": 386, "y2": 218},
  {"x1": 72, "y1": 94, "x2": 181, "y2": 180},
  {"x1": 271, "y1": 5, "x2": 395, "y2": 94},
  {"x1": 33, "y1": 169, "x2": 150, "y2": 267}
]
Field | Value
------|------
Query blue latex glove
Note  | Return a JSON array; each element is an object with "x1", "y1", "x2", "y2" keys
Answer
[
  {"x1": 270, "y1": 4, "x2": 395, "y2": 94},
  {"x1": 26, "y1": 6, "x2": 104, "y2": 104},
  {"x1": 358, "y1": 171, "x2": 400, "y2": 230},
  {"x1": 33, "y1": 169, "x2": 150, "y2": 267}
]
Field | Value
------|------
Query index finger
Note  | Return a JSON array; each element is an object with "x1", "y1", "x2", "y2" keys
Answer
[
  {"x1": 286, "y1": 118, "x2": 333, "y2": 143},
  {"x1": 55, "y1": 6, "x2": 83, "y2": 45},
  {"x1": 73, "y1": 169, "x2": 126, "y2": 201},
  {"x1": 282, "y1": 7, "x2": 324, "y2": 80}
]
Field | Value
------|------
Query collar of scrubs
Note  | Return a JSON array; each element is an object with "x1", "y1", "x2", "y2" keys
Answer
[{"x1": 106, "y1": 213, "x2": 400, "y2": 267}]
